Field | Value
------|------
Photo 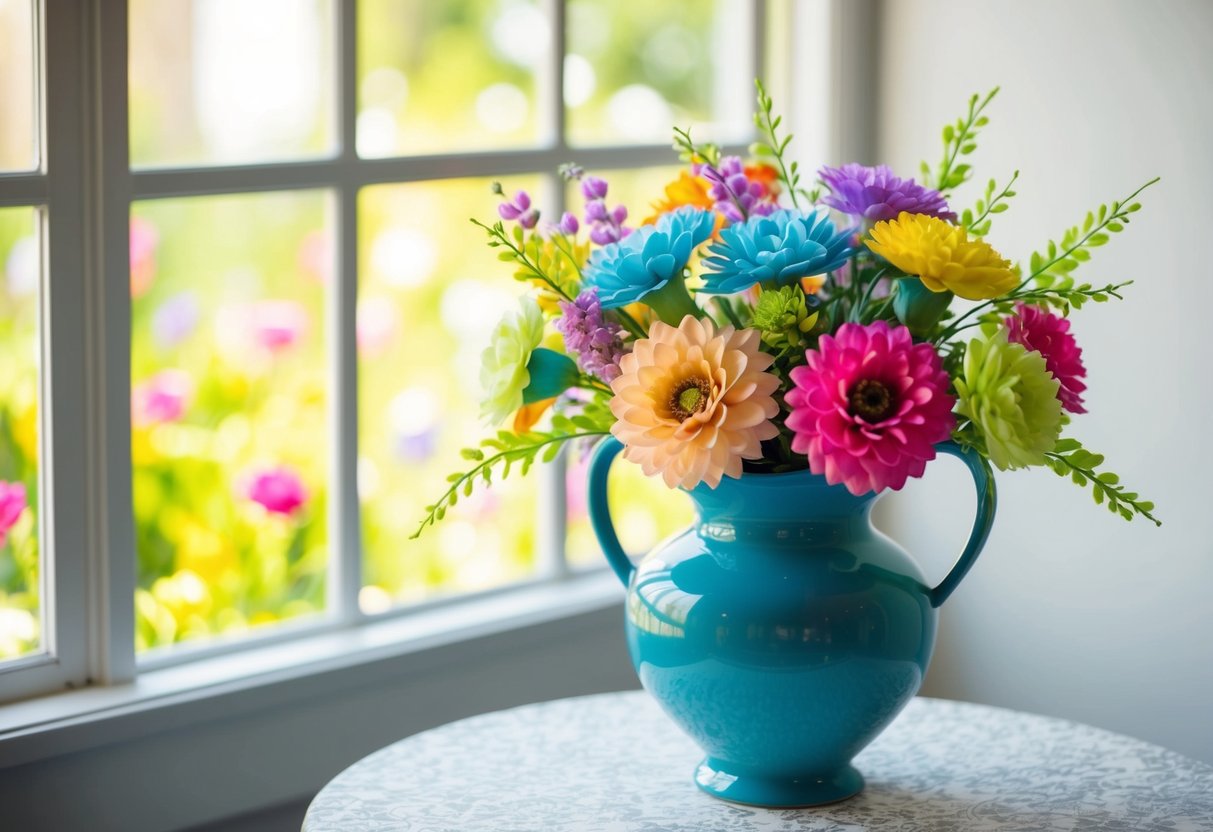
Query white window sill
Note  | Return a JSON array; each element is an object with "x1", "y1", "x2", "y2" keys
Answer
[{"x1": 0, "y1": 569, "x2": 624, "y2": 768}]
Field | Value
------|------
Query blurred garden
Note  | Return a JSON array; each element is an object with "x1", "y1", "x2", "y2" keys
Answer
[{"x1": 0, "y1": 0, "x2": 751, "y2": 658}]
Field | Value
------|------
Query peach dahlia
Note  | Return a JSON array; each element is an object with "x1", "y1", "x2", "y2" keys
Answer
[{"x1": 608, "y1": 316, "x2": 780, "y2": 490}]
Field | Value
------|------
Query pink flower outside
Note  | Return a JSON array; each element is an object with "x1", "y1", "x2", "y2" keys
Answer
[
  {"x1": 1004, "y1": 303, "x2": 1088, "y2": 414},
  {"x1": 250, "y1": 300, "x2": 309, "y2": 354},
  {"x1": 132, "y1": 369, "x2": 193, "y2": 427},
  {"x1": 130, "y1": 217, "x2": 159, "y2": 299},
  {"x1": 241, "y1": 466, "x2": 308, "y2": 517},
  {"x1": 0, "y1": 482, "x2": 28, "y2": 545},
  {"x1": 785, "y1": 321, "x2": 955, "y2": 495}
]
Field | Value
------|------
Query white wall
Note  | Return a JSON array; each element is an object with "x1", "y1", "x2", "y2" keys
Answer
[{"x1": 870, "y1": 0, "x2": 1213, "y2": 763}]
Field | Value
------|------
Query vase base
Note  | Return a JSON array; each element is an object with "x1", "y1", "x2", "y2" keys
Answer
[{"x1": 693, "y1": 758, "x2": 864, "y2": 808}]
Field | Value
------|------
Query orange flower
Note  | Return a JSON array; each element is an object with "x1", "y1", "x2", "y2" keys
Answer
[
  {"x1": 643, "y1": 171, "x2": 717, "y2": 226},
  {"x1": 513, "y1": 397, "x2": 556, "y2": 433},
  {"x1": 745, "y1": 163, "x2": 780, "y2": 193},
  {"x1": 609, "y1": 316, "x2": 780, "y2": 490}
]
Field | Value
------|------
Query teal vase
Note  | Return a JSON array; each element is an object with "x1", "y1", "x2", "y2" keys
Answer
[{"x1": 588, "y1": 437, "x2": 995, "y2": 808}]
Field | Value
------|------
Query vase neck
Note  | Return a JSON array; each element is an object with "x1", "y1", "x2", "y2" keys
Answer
[{"x1": 688, "y1": 465, "x2": 878, "y2": 523}]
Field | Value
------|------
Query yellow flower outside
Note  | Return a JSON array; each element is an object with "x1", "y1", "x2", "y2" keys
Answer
[{"x1": 866, "y1": 211, "x2": 1017, "y2": 300}]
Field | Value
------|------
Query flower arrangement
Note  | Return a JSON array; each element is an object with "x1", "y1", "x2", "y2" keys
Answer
[{"x1": 414, "y1": 84, "x2": 1160, "y2": 538}]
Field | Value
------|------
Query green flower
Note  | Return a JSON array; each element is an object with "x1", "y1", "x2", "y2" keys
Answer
[
  {"x1": 480, "y1": 297, "x2": 545, "y2": 425},
  {"x1": 752, "y1": 285, "x2": 819, "y2": 352},
  {"x1": 955, "y1": 330, "x2": 1062, "y2": 470}
]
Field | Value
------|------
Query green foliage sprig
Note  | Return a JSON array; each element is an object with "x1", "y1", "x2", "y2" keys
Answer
[
  {"x1": 472, "y1": 218, "x2": 574, "y2": 302},
  {"x1": 1044, "y1": 439, "x2": 1160, "y2": 526},
  {"x1": 939, "y1": 279, "x2": 1134, "y2": 341},
  {"x1": 1026, "y1": 178, "x2": 1159, "y2": 291},
  {"x1": 960, "y1": 171, "x2": 1019, "y2": 236},
  {"x1": 412, "y1": 411, "x2": 613, "y2": 540},
  {"x1": 922, "y1": 87, "x2": 999, "y2": 195},
  {"x1": 672, "y1": 126, "x2": 721, "y2": 168},
  {"x1": 751, "y1": 79, "x2": 802, "y2": 209}
]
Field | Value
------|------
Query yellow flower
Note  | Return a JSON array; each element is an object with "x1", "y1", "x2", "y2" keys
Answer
[
  {"x1": 609, "y1": 316, "x2": 780, "y2": 490},
  {"x1": 866, "y1": 212, "x2": 1017, "y2": 300}
]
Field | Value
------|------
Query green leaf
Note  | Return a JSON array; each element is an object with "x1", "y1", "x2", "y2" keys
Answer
[{"x1": 522, "y1": 348, "x2": 581, "y2": 404}]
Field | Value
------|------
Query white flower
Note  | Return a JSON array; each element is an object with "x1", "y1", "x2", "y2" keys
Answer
[{"x1": 479, "y1": 297, "x2": 545, "y2": 425}]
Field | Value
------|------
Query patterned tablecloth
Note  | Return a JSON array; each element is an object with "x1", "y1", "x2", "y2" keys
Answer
[{"x1": 303, "y1": 691, "x2": 1213, "y2": 831}]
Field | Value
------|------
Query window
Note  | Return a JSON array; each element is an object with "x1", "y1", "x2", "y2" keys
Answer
[{"x1": 0, "y1": 0, "x2": 822, "y2": 703}]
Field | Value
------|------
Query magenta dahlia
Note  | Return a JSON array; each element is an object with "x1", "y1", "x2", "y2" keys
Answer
[
  {"x1": 1004, "y1": 303, "x2": 1087, "y2": 414},
  {"x1": 785, "y1": 321, "x2": 956, "y2": 495}
]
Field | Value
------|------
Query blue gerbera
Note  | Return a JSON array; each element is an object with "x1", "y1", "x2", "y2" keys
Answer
[
  {"x1": 582, "y1": 206, "x2": 715, "y2": 309},
  {"x1": 701, "y1": 209, "x2": 855, "y2": 294}
]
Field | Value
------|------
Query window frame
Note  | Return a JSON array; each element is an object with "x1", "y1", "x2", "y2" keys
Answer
[{"x1": 0, "y1": 0, "x2": 865, "y2": 709}]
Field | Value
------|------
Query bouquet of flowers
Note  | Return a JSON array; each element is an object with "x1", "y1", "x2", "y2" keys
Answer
[{"x1": 413, "y1": 83, "x2": 1159, "y2": 539}]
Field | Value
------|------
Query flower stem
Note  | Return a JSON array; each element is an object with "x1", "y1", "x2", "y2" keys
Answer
[{"x1": 644, "y1": 279, "x2": 701, "y2": 325}]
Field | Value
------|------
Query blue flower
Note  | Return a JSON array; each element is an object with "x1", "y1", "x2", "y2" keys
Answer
[
  {"x1": 582, "y1": 207, "x2": 715, "y2": 309},
  {"x1": 701, "y1": 209, "x2": 855, "y2": 294}
]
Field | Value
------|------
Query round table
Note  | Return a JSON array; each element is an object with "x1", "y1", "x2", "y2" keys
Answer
[{"x1": 303, "y1": 691, "x2": 1213, "y2": 831}]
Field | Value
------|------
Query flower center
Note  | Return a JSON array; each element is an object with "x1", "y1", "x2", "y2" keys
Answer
[
  {"x1": 669, "y1": 377, "x2": 711, "y2": 421},
  {"x1": 848, "y1": 379, "x2": 897, "y2": 423}
]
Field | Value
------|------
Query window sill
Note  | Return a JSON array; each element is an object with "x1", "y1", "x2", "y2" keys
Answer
[{"x1": 0, "y1": 569, "x2": 625, "y2": 769}]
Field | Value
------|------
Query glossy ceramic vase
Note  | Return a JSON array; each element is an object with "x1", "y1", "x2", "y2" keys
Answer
[{"x1": 588, "y1": 437, "x2": 996, "y2": 808}]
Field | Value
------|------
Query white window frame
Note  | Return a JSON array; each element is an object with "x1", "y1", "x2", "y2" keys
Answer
[
  {"x1": 0, "y1": 0, "x2": 873, "y2": 768},
  {"x1": 0, "y1": 0, "x2": 767, "y2": 698}
]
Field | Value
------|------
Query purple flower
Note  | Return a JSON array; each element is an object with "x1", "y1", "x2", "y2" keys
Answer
[
  {"x1": 818, "y1": 163, "x2": 956, "y2": 222},
  {"x1": 152, "y1": 292, "x2": 201, "y2": 349},
  {"x1": 558, "y1": 211, "x2": 579, "y2": 235},
  {"x1": 575, "y1": 174, "x2": 631, "y2": 246},
  {"x1": 498, "y1": 190, "x2": 539, "y2": 229},
  {"x1": 555, "y1": 289, "x2": 627, "y2": 383},
  {"x1": 699, "y1": 156, "x2": 778, "y2": 224},
  {"x1": 581, "y1": 177, "x2": 609, "y2": 200}
]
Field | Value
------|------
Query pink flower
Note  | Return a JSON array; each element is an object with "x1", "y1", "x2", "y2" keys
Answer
[
  {"x1": 130, "y1": 217, "x2": 159, "y2": 299},
  {"x1": 0, "y1": 482, "x2": 28, "y2": 545},
  {"x1": 356, "y1": 297, "x2": 399, "y2": 357},
  {"x1": 1004, "y1": 303, "x2": 1087, "y2": 414},
  {"x1": 298, "y1": 230, "x2": 333, "y2": 285},
  {"x1": 250, "y1": 300, "x2": 309, "y2": 354},
  {"x1": 132, "y1": 369, "x2": 193, "y2": 427},
  {"x1": 786, "y1": 321, "x2": 955, "y2": 495},
  {"x1": 241, "y1": 466, "x2": 308, "y2": 517}
]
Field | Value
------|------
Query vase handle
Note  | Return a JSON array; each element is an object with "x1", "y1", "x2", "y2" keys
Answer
[
  {"x1": 929, "y1": 441, "x2": 997, "y2": 607},
  {"x1": 587, "y1": 436, "x2": 635, "y2": 588}
]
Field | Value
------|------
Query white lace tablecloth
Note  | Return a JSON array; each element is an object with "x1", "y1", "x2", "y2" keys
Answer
[{"x1": 302, "y1": 691, "x2": 1213, "y2": 831}]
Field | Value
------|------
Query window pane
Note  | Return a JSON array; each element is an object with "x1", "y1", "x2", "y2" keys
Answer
[
  {"x1": 357, "y1": 0, "x2": 547, "y2": 157},
  {"x1": 359, "y1": 177, "x2": 545, "y2": 611},
  {"x1": 0, "y1": 0, "x2": 37, "y2": 171},
  {"x1": 566, "y1": 0, "x2": 752, "y2": 146},
  {"x1": 129, "y1": 0, "x2": 335, "y2": 167},
  {"x1": 566, "y1": 452, "x2": 693, "y2": 569},
  {"x1": 0, "y1": 207, "x2": 41, "y2": 659},
  {"x1": 131, "y1": 192, "x2": 329, "y2": 651}
]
